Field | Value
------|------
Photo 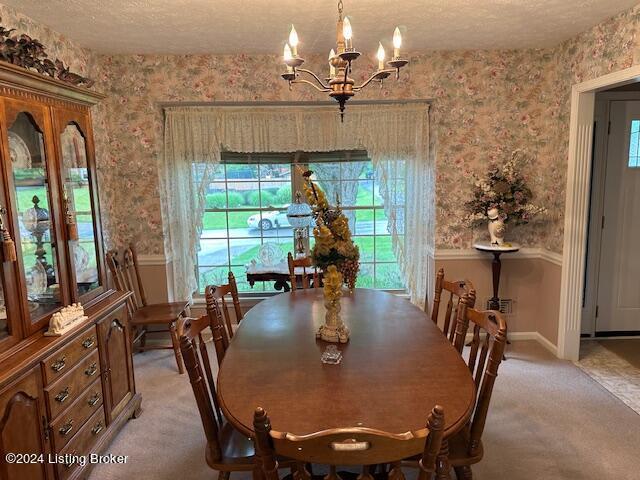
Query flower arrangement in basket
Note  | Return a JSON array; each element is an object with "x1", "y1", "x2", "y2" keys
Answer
[
  {"x1": 300, "y1": 168, "x2": 359, "y2": 343},
  {"x1": 466, "y1": 150, "x2": 546, "y2": 245}
]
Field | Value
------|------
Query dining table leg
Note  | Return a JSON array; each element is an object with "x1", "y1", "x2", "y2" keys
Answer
[
  {"x1": 454, "y1": 466, "x2": 473, "y2": 479},
  {"x1": 435, "y1": 440, "x2": 452, "y2": 480}
]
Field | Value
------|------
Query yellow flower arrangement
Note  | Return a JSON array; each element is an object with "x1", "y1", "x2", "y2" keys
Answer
[{"x1": 299, "y1": 167, "x2": 360, "y2": 291}]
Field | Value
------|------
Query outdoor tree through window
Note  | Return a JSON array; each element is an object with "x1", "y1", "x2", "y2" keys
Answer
[{"x1": 195, "y1": 151, "x2": 405, "y2": 293}]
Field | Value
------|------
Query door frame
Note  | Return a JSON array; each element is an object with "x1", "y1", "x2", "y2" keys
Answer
[
  {"x1": 560, "y1": 65, "x2": 640, "y2": 360},
  {"x1": 583, "y1": 93, "x2": 640, "y2": 337}
]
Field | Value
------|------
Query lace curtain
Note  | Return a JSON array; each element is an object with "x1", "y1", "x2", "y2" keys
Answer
[{"x1": 162, "y1": 103, "x2": 434, "y2": 306}]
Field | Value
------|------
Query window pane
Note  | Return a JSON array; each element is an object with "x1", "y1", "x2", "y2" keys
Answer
[
  {"x1": 352, "y1": 209, "x2": 374, "y2": 235},
  {"x1": 230, "y1": 237, "x2": 263, "y2": 266},
  {"x1": 205, "y1": 182, "x2": 228, "y2": 209},
  {"x1": 259, "y1": 163, "x2": 291, "y2": 180},
  {"x1": 231, "y1": 266, "x2": 254, "y2": 292},
  {"x1": 629, "y1": 120, "x2": 640, "y2": 168},
  {"x1": 230, "y1": 210, "x2": 261, "y2": 235},
  {"x1": 260, "y1": 184, "x2": 288, "y2": 208},
  {"x1": 201, "y1": 212, "x2": 228, "y2": 238},
  {"x1": 375, "y1": 263, "x2": 405, "y2": 289},
  {"x1": 197, "y1": 152, "x2": 405, "y2": 294},
  {"x1": 356, "y1": 180, "x2": 374, "y2": 206},
  {"x1": 226, "y1": 182, "x2": 254, "y2": 208},
  {"x1": 353, "y1": 237, "x2": 374, "y2": 262},
  {"x1": 375, "y1": 236, "x2": 395, "y2": 262},
  {"x1": 226, "y1": 164, "x2": 258, "y2": 180},
  {"x1": 358, "y1": 263, "x2": 374, "y2": 288},
  {"x1": 198, "y1": 239, "x2": 229, "y2": 267},
  {"x1": 198, "y1": 266, "x2": 229, "y2": 293}
]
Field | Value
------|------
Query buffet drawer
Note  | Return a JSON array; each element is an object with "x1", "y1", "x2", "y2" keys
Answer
[
  {"x1": 50, "y1": 377, "x2": 103, "y2": 452},
  {"x1": 55, "y1": 408, "x2": 106, "y2": 480},
  {"x1": 42, "y1": 325, "x2": 97, "y2": 385},
  {"x1": 45, "y1": 349, "x2": 100, "y2": 420}
]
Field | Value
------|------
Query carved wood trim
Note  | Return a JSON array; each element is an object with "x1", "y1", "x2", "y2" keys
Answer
[
  {"x1": 0, "y1": 84, "x2": 90, "y2": 112},
  {"x1": 0, "y1": 62, "x2": 104, "y2": 108},
  {"x1": 0, "y1": 391, "x2": 38, "y2": 431}
]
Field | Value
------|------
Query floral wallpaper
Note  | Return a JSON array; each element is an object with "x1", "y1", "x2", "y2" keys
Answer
[
  {"x1": 94, "y1": 48, "x2": 562, "y2": 254},
  {"x1": 5, "y1": 1, "x2": 640, "y2": 256}
]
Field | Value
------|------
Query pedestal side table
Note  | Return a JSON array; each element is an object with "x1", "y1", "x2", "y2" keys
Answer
[{"x1": 473, "y1": 241, "x2": 521, "y2": 311}]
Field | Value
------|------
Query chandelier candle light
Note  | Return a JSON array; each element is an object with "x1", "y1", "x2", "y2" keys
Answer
[{"x1": 281, "y1": 0, "x2": 408, "y2": 120}]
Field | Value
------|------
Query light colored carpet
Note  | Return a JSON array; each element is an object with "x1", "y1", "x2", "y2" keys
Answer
[{"x1": 90, "y1": 341, "x2": 640, "y2": 480}]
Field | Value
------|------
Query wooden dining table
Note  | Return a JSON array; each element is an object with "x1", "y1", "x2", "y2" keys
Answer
[{"x1": 217, "y1": 288, "x2": 476, "y2": 452}]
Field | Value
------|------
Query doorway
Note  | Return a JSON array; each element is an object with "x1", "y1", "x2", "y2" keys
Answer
[{"x1": 582, "y1": 93, "x2": 640, "y2": 338}]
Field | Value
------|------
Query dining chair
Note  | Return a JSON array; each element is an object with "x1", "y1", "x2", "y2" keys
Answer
[
  {"x1": 106, "y1": 244, "x2": 190, "y2": 374},
  {"x1": 253, "y1": 404, "x2": 445, "y2": 480},
  {"x1": 203, "y1": 282, "x2": 234, "y2": 366},
  {"x1": 205, "y1": 271, "x2": 243, "y2": 341},
  {"x1": 428, "y1": 268, "x2": 476, "y2": 344},
  {"x1": 179, "y1": 315, "x2": 294, "y2": 480},
  {"x1": 287, "y1": 252, "x2": 319, "y2": 290},
  {"x1": 446, "y1": 297, "x2": 508, "y2": 480}
]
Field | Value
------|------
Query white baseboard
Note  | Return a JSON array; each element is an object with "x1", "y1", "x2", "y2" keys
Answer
[
  {"x1": 462, "y1": 330, "x2": 558, "y2": 356},
  {"x1": 508, "y1": 331, "x2": 558, "y2": 356}
]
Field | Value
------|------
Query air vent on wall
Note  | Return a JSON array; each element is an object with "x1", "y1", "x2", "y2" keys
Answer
[{"x1": 486, "y1": 298, "x2": 514, "y2": 315}]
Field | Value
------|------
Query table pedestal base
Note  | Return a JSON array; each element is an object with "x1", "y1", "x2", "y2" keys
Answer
[{"x1": 317, "y1": 323, "x2": 350, "y2": 343}]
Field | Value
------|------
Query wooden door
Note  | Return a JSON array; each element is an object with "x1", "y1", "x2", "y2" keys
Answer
[
  {"x1": 596, "y1": 100, "x2": 640, "y2": 333},
  {"x1": 0, "y1": 369, "x2": 49, "y2": 480},
  {"x1": 98, "y1": 303, "x2": 134, "y2": 423}
]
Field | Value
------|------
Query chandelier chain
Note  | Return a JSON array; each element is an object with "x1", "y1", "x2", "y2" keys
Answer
[{"x1": 337, "y1": 0, "x2": 343, "y2": 15}]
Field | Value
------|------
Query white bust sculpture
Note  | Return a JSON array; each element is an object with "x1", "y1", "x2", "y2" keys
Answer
[{"x1": 487, "y1": 207, "x2": 505, "y2": 246}]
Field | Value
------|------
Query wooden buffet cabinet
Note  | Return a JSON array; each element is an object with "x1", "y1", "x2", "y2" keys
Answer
[{"x1": 0, "y1": 63, "x2": 140, "y2": 480}]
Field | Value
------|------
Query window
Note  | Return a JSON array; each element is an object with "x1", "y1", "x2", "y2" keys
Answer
[
  {"x1": 629, "y1": 120, "x2": 640, "y2": 167},
  {"x1": 195, "y1": 151, "x2": 405, "y2": 294}
]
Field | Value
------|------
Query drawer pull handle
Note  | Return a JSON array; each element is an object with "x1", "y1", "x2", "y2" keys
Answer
[
  {"x1": 59, "y1": 420, "x2": 73, "y2": 436},
  {"x1": 88, "y1": 393, "x2": 101, "y2": 407},
  {"x1": 55, "y1": 387, "x2": 70, "y2": 403},
  {"x1": 51, "y1": 356, "x2": 67, "y2": 372},
  {"x1": 84, "y1": 363, "x2": 98, "y2": 377},
  {"x1": 64, "y1": 450, "x2": 77, "y2": 468},
  {"x1": 91, "y1": 421, "x2": 104, "y2": 435},
  {"x1": 82, "y1": 336, "x2": 95, "y2": 349}
]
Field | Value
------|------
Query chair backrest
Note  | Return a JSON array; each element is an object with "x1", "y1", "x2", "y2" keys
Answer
[
  {"x1": 204, "y1": 283, "x2": 234, "y2": 366},
  {"x1": 178, "y1": 314, "x2": 225, "y2": 462},
  {"x1": 253, "y1": 405, "x2": 444, "y2": 480},
  {"x1": 106, "y1": 245, "x2": 146, "y2": 317},
  {"x1": 205, "y1": 271, "x2": 243, "y2": 340},
  {"x1": 452, "y1": 298, "x2": 507, "y2": 457},
  {"x1": 287, "y1": 252, "x2": 319, "y2": 290},
  {"x1": 429, "y1": 268, "x2": 475, "y2": 343}
]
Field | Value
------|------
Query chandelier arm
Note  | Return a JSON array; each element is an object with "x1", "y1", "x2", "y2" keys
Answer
[
  {"x1": 291, "y1": 79, "x2": 331, "y2": 92},
  {"x1": 296, "y1": 68, "x2": 330, "y2": 89},
  {"x1": 353, "y1": 69, "x2": 397, "y2": 90}
]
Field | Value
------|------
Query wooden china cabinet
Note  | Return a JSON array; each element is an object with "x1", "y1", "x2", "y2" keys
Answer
[{"x1": 0, "y1": 62, "x2": 140, "y2": 480}]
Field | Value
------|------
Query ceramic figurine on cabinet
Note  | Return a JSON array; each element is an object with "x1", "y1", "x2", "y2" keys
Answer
[{"x1": 487, "y1": 207, "x2": 505, "y2": 246}]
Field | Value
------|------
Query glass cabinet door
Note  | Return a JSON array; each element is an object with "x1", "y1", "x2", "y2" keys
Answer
[
  {"x1": 59, "y1": 122, "x2": 102, "y2": 298},
  {"x1": 8, "y1": 112, "x2": 63, "y2": 322}
]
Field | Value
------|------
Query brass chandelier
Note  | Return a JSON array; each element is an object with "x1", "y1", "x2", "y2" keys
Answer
[{"x1": 281, "y1": 0, "x2": 408, "y2": 120}]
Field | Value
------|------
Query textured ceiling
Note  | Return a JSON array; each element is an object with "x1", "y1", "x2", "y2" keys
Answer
[{"x1": 4, "y1": 0, "x2": 639, "y2": 54}]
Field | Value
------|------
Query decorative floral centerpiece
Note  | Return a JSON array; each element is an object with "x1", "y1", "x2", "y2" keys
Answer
[
  {"x1": 300, "y1": 168, "x2": 359, "y2": 343},
  {"x1": 466, "y1": 150, "x2": 546, "y2": 245}
]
